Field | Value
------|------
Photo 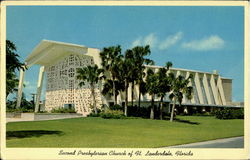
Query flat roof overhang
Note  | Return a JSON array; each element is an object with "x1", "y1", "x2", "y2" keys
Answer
[
  {"x1": 145, "y1": 64, "x2": 232, "y2": 80},
  {"x1": 25, "y1": 40, "x2": 88, "y2": 67}
]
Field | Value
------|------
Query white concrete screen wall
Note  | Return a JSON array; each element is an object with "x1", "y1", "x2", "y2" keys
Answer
[
  {"x1": 16, "y1": 40, "x2": 235, "y2": 115},
  {"x1": 45, "y1": 54, "x2": 102, "y2": 115}
]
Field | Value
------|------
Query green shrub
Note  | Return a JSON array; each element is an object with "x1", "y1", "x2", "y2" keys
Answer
[
  {"x1": 38, "y1": 110, "x2": 48, "y2": 113},
  {"x1": 191, "y1": 112, "x2": 212, "y2": 116},
  {"x1": 88, "y1": 113, "x2": 100, "y2": 117},
  {"x1": 6, "y1": 108, "x2": 20, "y2": 113},
  {"x1": 233, "y1": 109, "x2": 244, "y2": 119},
  {"x1": 51, "y1": 108, "x2": 76, "y2": 113},
  {"x1": 214, "y1": 108, "x2": 244, "y2": 119},
  {"x1": 127, "y1": 105, "x2": 150, "y2": 118},
  {"x1": 100, "y1": 109, "x2": 125, "y2": 119},
  {"x1": 109, "y1": 104, "x2": 124, "y2": 111}
]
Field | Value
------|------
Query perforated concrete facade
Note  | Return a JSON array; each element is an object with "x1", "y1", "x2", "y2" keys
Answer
[{"x1": 45, "y1": 54, "x2": 102, "y2": 114}]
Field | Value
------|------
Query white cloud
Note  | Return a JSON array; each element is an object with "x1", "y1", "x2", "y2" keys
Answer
[
  {"x1": 23, "y1": 80, "x2": 36, "y2": 94},
  {"x1": 143, "y1": 33, "x2": 158, "y2": 48},
  {"x1": 131, "y1": 33, "x2": 158, "y2": 48},
  {"x1": 131, "y1": 38, "x2": 142, "y2": 47},
  {"x1": 131, "y1": 32, "x2": 183, "y2": 50},
  {"x1": 158, "y1": 32, "x2": 183, "y2": 50},
  {"x1": 182, "y1": 35, "x2": 225, "y2": 51}
]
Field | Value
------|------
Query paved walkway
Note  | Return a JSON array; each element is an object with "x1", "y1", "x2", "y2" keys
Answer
[
  {"x1": 166, "y1": 136, "x2": 244, "y2": 148},
  {"x1": 6, "y1": 113, "x2": 84, "y2": 123}
]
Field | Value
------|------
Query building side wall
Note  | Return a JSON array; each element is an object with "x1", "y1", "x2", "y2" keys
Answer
[
  {"x1": 112, "y1": 66, "x2": 232, "y2": 107},
  {"x1": 221, "y1": 78, "x2": 232, "y2": 105}
]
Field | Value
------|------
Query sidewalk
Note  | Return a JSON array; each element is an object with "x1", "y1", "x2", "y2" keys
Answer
[
  {"x1": 165, "y1": 136, "x2": 244, "y2": 148},
  {"x1": 6, "y1": 113, "x2": 84, "y2": 123}
]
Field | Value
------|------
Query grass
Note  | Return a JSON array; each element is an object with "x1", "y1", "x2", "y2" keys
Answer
[{"x1": 6, "y1": 116, "x2": 243, "y2": 148}]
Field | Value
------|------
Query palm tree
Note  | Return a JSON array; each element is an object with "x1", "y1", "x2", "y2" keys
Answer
[
  {"x1": 100, "y1": 46, "x2": 123, "y2": 105},
  {"x1": 6, "y1": 40, "x2": 26, "y2": 98},
  {"x1": 156, "y1": 62, "x2": 172, "y2": 120},
  {"x1": 146, "y1": 68, "x2": 158, "y2": 119},
  {"x1": 121, "y1": 49, "x2": 134, "y2": 116},
  {"x1": 6, "y1": 72, "x2": 19, "y2": 98},
  {"x1": 101, "y1": 79, "x2": 124, "y2": 105},
  {"x1": 131, "y1": 45, "x2": 154, "y2": 108},
  {"x1": 169, "y1": 74, "x2": 193, "y2": 122},
  {"x1": 123, "y1": 48, "x2": 137, "y2": 107},
  {"x1": 76, "y1": 65, "x2": 104, "y2": 114}
]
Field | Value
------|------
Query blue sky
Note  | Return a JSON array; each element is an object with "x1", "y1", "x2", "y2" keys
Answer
[{"x1": 6, "y1": 6, "x2": 244, "y2": 102}]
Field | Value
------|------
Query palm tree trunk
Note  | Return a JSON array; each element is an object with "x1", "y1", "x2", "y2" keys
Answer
[
  {"x1": 124, "y1": 80, "x2": 128, "y2": 116},
  {"x1": 160, "y1": 96, "x2": 164, "y2": 120},
  {"x1": 150, "y1": 94, "x2": 154, "y2": 119},
  {"x1": 138, "y1": 83, "x2": 141, "y2": 108},
  {"x1": 115, "y1": 94, "x2": 118, "y2": 105},
  {"x1": 112, "y1": 76, "x2": 117, "y2": 105},
  {"x1": 131, "y1": 81, "x2": 134, "y2": 107},
  {"x1": 91, "y1": 84, "x2": 97, "y2": 114},
  {"x1": 170, "y1": 98, "x2": 176, "y2": 122}
]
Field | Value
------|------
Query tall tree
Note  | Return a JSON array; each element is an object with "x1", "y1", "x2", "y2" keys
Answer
[
  {"x1": 120, "y1": 49, "x2": 135, "y2": 116},
  {"x1": 131, "y1": 45, "x2": 154, "y2": 108},
  {"x1": 145, "y1": 68, "x2": 158, "y2": 119},
  {"x1": 156, "y1": 62, "x2": 172, "y2": 120},
  {"x1": 6, "y1": 72, "x2": 19, "y2": 98},
  {"x1": 102, "y1": 79, "x2": 124, "y2": 105},
  {"x1": 100, "y1": 46, "x2": 123, "y2": 105},
  {"x1": 6, "y1": 40, "x2": 25, "y2": 98},
  {"x1": 76, "y1": 65, "x2": 104, "y2": 114},
  {"x1": 124, "y1": 48, "x2": 137, "y2": 107},
  {"x1": 169, "y1": 74, "x2": 193, "y2": 122}
]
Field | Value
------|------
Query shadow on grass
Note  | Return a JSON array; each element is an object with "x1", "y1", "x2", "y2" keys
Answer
[
  {"x1": 6, "y1": 130, "x2": 64, "y2": 140},
  {"x1": 174, "y1": 118, "x2": 200, "y2": 125}
]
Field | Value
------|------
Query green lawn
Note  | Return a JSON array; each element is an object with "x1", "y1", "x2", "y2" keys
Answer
[{"x1": 6, "y1": 116, "x2": 244, "y2": 148}]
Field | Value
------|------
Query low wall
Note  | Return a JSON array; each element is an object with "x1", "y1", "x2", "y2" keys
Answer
[
  {"x1": 6, "y1": 112, "x2": 22, "y2": 118},
  {"x1": 34, "y1": 113, "x2": 83, "y2": 121},
  {"x1": 6, "y1": 113, "x2": 83, "y2": 122}
]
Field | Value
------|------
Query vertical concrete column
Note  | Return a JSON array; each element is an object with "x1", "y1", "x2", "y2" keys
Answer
[
  {"x1": 217, "y1": 76, "x2": 227, "y2": 105},
  {"x1": 182, "y1": 71, "x2": 188, "y2": 104},
  {"x1": 117, "y1": 91, "x2": 122, "y2": 105},
  {"x1": 184, "y1": 106, "x2": 188, "y2": 114},
  {"x1": 210, "y1": 75, "x2": 220, "y2": 105},
  {"x1": 194, "y1": 72, "x2": 204, "y2": 104},
  {"x1": 176, "y1": 70, "x2": 181, "y2": 77},
  {"x1": 186, "y1": 72, "x2": 196, "y2": 104},
  {"x1": 203, "y1": 74, "x2": 212, "y2": 105},
  {"x1": 16, "y1": 69, "x2": 25, "y2": 108},
  {"x1": 35, "y1": 66, "x2": 45, "y2": 112},
  {"x1": 128, "y1": 83, "x2": 132, "y2": 102},
  {"x1": 184, "y1": 71, "x2": 195, "y2": 104}
]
